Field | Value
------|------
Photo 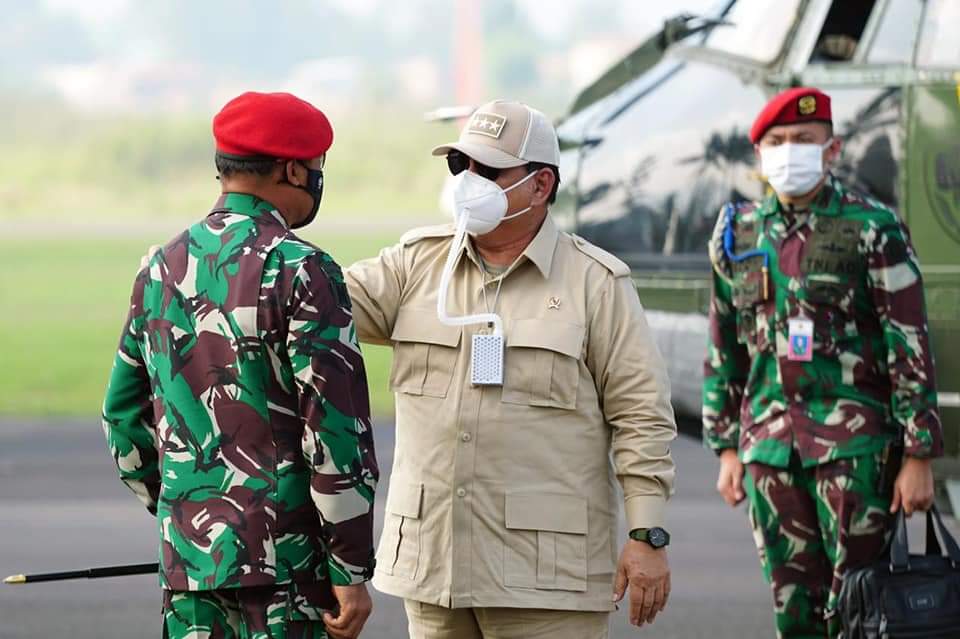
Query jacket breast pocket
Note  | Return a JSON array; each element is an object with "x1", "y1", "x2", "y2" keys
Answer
[
  {"x1": 501, "y1": 319, "x2": 583, "y2": 410},
  {"x1": 503, "y1": 493, "x2": 588, "y2": 592},
  {"x1": 805, "y1": 275, "x2": 856, "y2": 351},
  {"x1": 376, "y1": 480, "x2": 423, "y2": 580},
  {"x1": 389, "y1": 308, "x2": 461, "y2": 398}
]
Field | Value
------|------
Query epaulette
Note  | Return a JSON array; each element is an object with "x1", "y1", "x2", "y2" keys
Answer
[
  {"x1": 400, "y1": 223, "x2": 456, "y2": 247},
  {"x1": 569, "y1": 234, "x2": 630, "y2": 278}
]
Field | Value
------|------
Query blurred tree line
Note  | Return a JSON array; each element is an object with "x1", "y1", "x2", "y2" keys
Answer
[{"x1": 0, "y1": 0, "x2": 629, "y2": 109}]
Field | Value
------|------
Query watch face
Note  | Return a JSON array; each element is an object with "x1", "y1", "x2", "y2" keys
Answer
[{"x1": 648, "y1": 528, "x2": 668, "y2": 548}]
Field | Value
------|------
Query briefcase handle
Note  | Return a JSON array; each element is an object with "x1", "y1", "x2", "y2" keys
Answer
[{"x1": 890, "y1": 504, "x2": 960, "y2": 572}]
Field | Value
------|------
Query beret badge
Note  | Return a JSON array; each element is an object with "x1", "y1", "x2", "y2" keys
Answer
[{"x1": 798, "y1": 95, "x2": 817, "y2": 116}]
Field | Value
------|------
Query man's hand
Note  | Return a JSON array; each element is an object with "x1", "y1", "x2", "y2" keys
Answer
[
  {"x1": 323, "y1": 583, "x2": 373, "y2": 639},
  {"x1": 716, "y1": 448, "x2": 745, "y2": 507},
  {"x1": 613, "y1": 540, "x2": 671, "y2": 627},
  {"x1": 890, "y1": 456, "x2": 935, "y2": 516},
  {"x1": 140, "y1": 245, "x2": 161, "y2": 271}
]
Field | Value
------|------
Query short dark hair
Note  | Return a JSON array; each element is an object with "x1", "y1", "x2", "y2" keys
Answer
[
  {"x1": 526, "y1": 162, "x2": 560, "y2": 205},
  {"x1": 214, "y1": 152, "x2": 280, "y2": 178}
]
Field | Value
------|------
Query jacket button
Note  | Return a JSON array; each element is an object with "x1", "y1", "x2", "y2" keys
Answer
[
  {"x1": 456, "y1": 487, "x2": 467, "y2": 498},
  {"x1": 460, "y1": 432, "x2": 472, "y2": 442}
]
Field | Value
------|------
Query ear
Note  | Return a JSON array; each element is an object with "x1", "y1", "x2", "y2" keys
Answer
[
  {"x1": 825, "y1": 138, "x2": 843, "y2": 164},
  {"x1": 530, "y1": 168, "x2": 555, "y2": 207},
  {"x1": 284, "y1": 160, "x2": 306, "y2": 187}
]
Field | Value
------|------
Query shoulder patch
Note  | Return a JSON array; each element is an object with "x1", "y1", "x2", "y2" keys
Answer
[
  {"x1": 569, "y1": 234, "x2": 630, "y2": 278},
  {"x1": 400, "y1": 223, "x2": 456, "y2": 247},
  {"x1": 306, "y1": 250, "x2": 350, "y2": 309}
]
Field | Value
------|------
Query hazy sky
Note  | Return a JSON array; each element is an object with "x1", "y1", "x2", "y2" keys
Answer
[
  {"x1": 27, "y1": 0, "x2": 722, "y2": 114},
  {"x1": 42, "y1": 0, "x2": 719, "y2": 43}
]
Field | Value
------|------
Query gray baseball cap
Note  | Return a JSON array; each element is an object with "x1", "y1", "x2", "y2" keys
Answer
[{"x1": 432, "y1": 100, "x2": 560, "y2": 168}]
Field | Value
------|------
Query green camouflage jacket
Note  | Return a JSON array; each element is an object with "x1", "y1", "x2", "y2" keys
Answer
[
  {"x1": 102, "y1": 193, "x2": 378, "y2": 591},
  {"x1": 702, "y1": 175, "x2": 943, "y2": 468}
]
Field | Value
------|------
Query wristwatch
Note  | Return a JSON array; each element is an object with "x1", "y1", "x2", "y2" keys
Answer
[{"x1": 629, "y1": 527, "x2": 670, "y2": 549}]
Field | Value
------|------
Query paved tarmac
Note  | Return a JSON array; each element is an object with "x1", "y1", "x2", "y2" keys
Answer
[{"x1": 1, "y1": 419, "x2": 953, "y2": 638}]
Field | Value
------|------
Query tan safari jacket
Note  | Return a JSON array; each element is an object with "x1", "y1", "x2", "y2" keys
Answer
[{"x1": 345, "y1": 214, "x2": 676, "y2": 611}]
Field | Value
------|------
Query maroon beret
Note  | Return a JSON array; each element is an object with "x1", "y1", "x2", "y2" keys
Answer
[
  {"x1": 749, "y1": 87, "x2": 832, "y2": 143},
  {"x1": 213, "y1": 92, "x2": 333, "y2": 159}
]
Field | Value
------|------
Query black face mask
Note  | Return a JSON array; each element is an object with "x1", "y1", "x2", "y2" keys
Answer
[{"x1": 291, "y1": 163, "x2": 324, "y2": 230}]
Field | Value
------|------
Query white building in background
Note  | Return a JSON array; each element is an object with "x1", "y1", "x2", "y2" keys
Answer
[
  {"x1": 282, "y1": 57, "x2": 363, "y2": 109},
  {"x1": 41, "y1": 59, "x2": 210, "y2": 113},
  {"x1": 394, "y1": 56, "x2": 440, "y2": 104}
]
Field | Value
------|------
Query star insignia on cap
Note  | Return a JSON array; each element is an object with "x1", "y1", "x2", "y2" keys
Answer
[
  {"x1": 473, "y1": 117, "x2": 493, "y2": 130},
  {"x1": 468, "y1": 112, "x2": 506, "y2": 138}
]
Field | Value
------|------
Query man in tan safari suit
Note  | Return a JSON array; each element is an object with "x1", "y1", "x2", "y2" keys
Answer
[{"x1": 345, "y1": 100, "x2": 677, "y2": 639}]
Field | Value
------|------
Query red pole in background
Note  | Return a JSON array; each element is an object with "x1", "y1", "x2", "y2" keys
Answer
[{"x1": 453, "y1": 0, "x2": 485, "y2": 110}]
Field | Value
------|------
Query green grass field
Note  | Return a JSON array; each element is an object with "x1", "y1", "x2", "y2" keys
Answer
[
  {"x1": 0, "y1": 101, "x2": 457, "y2": 418},
  {"x1": 0, "y1": 231, "x2": 403, "y2": 418}
]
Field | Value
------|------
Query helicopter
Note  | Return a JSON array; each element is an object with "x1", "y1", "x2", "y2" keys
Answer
[{"x1": 548, "y1": 0, "x2": 960, "y2": 513}]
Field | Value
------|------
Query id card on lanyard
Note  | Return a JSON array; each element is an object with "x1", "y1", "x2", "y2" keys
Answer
[{"x1": 787, "y1": 317, "x2": 814, "y2": 361}]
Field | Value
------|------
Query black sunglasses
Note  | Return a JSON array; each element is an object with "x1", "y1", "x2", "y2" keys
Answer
[{"x1": 446, "y1": 150, "x2": 502, "y2": 181}]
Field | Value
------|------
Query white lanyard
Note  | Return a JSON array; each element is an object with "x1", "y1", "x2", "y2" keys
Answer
[{"x1": 480, "y1": 269, "x2": 505, "y2": 325}]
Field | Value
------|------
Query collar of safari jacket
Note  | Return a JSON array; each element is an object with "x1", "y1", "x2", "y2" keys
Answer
[
  {"x1": 463, "y1": 213, "x2": 560, "y2": 279},
  {"x1": 521, "y1": 213, "x2": 559, "y2": 278},
  {"x1": 761, "y1": 173, "x2": 844, "y2": 218},
  {"x1": 211, "y1": 192, "x2": 289, "y2": 227}
]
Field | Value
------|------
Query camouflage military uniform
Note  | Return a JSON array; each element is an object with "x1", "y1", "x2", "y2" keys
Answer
[
  {"x1": 162, "y1": 582, "x2": 331, "y2": 639},
  {"x1": 702, "y1": 175, "x2": 943, "y2": 638},
  {"x1": 103, "y1": 193, "x2": 378, "y2": 638}
]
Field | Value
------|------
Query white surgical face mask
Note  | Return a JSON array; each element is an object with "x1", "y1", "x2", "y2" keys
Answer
[
  {"x1": 450, "y1": 170, "x2": 536, "y2": 235},
  {"x1": 760, "y1": 138, "x2": 833, "y2": 197}
]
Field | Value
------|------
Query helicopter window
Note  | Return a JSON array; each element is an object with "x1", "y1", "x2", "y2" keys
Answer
[
  {"x1": 810, "y1": 0, "x2": 876, "y2": 63},
  {"x1": 865, "y1": 0, "x2": 923, "y2": 65},
  {"x1": 916, "y1": 0, "x2": 960, "y2": 68},
  {"x1": 703, "y1": 0, "x2": 801, "y2": 64}
]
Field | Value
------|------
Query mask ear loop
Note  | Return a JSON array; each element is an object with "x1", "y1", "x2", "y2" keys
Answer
[
  {"x1": 821, "y1": 137, "x2": 836, "y2": 173},
  {"x1": 499, "y1": 170, "x2": 538, "y2": 221},
  {"x1": 436, "y1": 212, "x2": 504, "y2": 336}
]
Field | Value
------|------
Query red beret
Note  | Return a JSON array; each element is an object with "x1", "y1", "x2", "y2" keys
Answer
[
  {"x1": 749, "y1": 87, "x2": 832, "y2": 143},
  {"x1": 213, "y1": 92, "x2": 333, "y2": 159}
]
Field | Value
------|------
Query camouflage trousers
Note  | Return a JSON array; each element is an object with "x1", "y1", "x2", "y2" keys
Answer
[
  {"x1": 162, "y1": 582, "x2": 332, "y2": 639},
  {"x1": 744, "y1": 452, "x2": 892, "y2": 639}
]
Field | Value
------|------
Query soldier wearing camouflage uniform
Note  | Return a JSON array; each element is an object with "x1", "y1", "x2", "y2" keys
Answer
[
  {"x1": 702, "y1": 87, "x2": 943, "y2": 638},
  {"x1": 102, "y1": 92, "x2": 378, "y2": 639}
]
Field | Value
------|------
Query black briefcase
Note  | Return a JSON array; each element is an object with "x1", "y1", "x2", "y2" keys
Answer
[{"x1": 837, "y1": 505, "x2": 960, "y2": 638}]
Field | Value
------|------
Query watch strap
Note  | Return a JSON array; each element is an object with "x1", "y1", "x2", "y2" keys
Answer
[{"x1": 629, "y1": 528, "x2": 650, "y2": 542}]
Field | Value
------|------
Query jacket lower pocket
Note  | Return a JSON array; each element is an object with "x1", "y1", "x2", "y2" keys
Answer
[
  {"x1": 376, "y1": 480, "x2": 423, "y2": 580},
  {"x1": 502, "y1": 492, "x2": 588, "y2": 592}
]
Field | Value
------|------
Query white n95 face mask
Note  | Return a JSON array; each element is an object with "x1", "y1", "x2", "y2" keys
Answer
[
  {"x1": 760, "y1": 139, "x2": 833, "y2": 197},
  {"x1": 451, "y1": 170, "x2": 536, "y2": 235}
]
